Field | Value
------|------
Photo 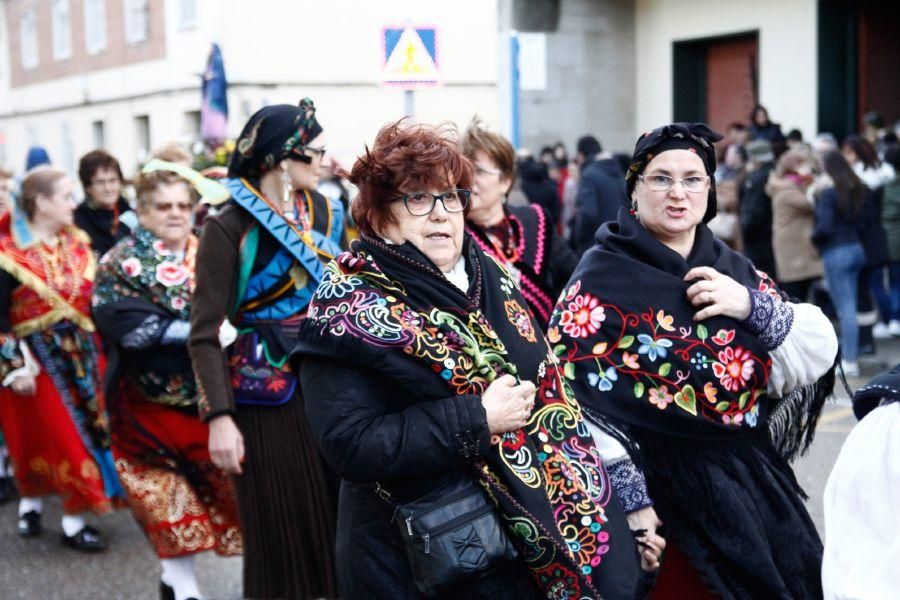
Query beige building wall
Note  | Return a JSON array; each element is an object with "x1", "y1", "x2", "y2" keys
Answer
[
  {"x1": 0, "y1": 0, "x2": 500, "y2": 180},
  {"x1": 634, "y1": 0, "x2": 818, "y2": 137}
]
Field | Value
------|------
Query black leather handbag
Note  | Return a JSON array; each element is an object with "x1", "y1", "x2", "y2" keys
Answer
[{"x1": 381, "y1": 476, "x2": 519, "y2": 597}]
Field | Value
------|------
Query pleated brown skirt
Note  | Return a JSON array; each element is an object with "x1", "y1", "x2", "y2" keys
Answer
[{"x1": 235, "y1": 394, "x2": 339, "y2": 599}]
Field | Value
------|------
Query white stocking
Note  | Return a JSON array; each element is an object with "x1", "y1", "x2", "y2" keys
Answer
[
  {"x1": 18, "y1": 497, "x2": 42, "y2": 517},
  {"x1": 160, "y1": 555, "x2": 202, "y2": 600}
]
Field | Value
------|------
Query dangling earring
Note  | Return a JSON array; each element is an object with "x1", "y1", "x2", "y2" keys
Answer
[
  {"x1": 629, "y1": 199, "x2": 638, "y2": 218},
  {"x1": 282, "y1": 168, "x2": 293, "y2": 206}
]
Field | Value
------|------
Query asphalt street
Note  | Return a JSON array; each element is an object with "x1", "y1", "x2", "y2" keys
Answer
[{"x1": 1, "y1": 338, "x2": 897, "y2": 600}]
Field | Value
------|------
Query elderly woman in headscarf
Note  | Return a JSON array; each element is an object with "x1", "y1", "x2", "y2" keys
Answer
[
  {"x1": 187, "y1": 99, "x2": 345, "y2": 599},
  {"x1": 551, "y1": 123, "x2": 839, "y2": 599},
  {"x1": 292, "y1": 120, "x2": 654, "y2": 600},
  {"x1": 93, "y1": 163, "x2": 241, "y2": 600}
]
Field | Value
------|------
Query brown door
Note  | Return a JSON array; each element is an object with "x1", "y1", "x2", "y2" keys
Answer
[
  {"x1": 858, "y1": 3, "x2": 900, "y2": 127},
  {"x1": 705, "y1": 35, "x2": 758, "y2": 133}
]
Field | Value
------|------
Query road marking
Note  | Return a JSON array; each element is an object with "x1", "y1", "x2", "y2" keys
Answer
[{"x1": 818, "y1": 406, "x2": 853, "y2": 425}]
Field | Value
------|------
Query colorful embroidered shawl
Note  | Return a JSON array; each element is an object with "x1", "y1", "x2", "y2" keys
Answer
[
  {"x1": 0, "y1": 213, "x2": 96, "y2": 336},
  {"x1": 295, "y1": 235, "x2": 640, "y2": 598},
  {"x1": 92, "y1": 226, "x2": 198, "y2": 405}
]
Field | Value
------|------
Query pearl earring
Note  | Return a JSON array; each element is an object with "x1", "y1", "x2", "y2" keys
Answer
[{"x1": 282, "y1": 168, "x2": 293, "y2": 206}]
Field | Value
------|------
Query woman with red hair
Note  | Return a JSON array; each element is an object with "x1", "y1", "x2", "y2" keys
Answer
[{"x1": 292, "y1": 120, "x2": 652, "y2": 599}]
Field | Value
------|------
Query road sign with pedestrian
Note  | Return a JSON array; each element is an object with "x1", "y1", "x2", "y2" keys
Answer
[{"x1": 381, "y1": 26, "x2": 439, "y2": 88}]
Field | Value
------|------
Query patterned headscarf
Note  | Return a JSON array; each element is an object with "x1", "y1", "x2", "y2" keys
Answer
[
  {"x1": 625, "y1": 122, "x2": 723, "y2": 222},
  {"x1": 227, "y1": 98, "x2": 323, "y2": 178}
]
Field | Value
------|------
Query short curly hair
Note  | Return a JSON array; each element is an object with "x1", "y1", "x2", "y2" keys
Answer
[{"x1": 347, "y1": 120, "x2": 474, "y2": 237}]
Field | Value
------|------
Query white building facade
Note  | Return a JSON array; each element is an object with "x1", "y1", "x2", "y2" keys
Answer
[{"x1": 0, "y1": 0, "x2": 501, "y2": 180}]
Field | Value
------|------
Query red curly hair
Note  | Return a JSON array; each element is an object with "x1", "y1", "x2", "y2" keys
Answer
[{"x1": 348, "y1": 120, "x2": 474, "y2": 237}]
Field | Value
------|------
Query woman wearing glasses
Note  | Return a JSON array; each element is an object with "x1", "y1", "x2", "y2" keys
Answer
[
  {"x1": 463, "y1": 120, "x2": 577, "y2": 328},
  {"x1": 292, "y1": 121, "x2": 647, "y2": 599},
  {"x1": 187, "y1": 99, "x2": 345, "y2": 599},
  {"x1": 93, "y1": 164, "x2": 241, "y2": 600},
  {"x1": 552, "y1": 123, "x2": 839, "y2": 599}
]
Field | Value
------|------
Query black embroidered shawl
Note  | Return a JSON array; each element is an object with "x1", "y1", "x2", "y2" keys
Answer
[
  {"x1": 552, "y1": 209, "x2": 833, "y2": 599},
  {"x1": 293, "y1": 235, "x2": 640, "y2": 598}
]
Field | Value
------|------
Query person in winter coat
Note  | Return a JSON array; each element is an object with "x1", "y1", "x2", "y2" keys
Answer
[
  {"x1": 292, "y1": 120, "x2": 652, "y2": 599},
  {"x1": 767, "y1": 148, "x2": 824, "y2": 301},
  {"x1": 570, "y1": 135, "x2": 628, "y2": 256},
  {"x1": 740, "y1": 140, "x2": 777, "y2": 276},
  {"x1": 879, "y1": 144, "x2": 900, "y2": 334},
  {"x1": 749, "y1": 105, "x2": 785, "y2": 145},
  {"x1": 516, "y1": 155, "x2": 561, "y2": 226}
]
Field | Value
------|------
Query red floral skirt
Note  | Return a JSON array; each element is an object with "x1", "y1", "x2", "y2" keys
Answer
[
  {"x1": 111, "y1": 392, "x2": 242, "y2": 558},
  {"x1": 0, "y1": 372, "x2": 114, "y2": 515}
]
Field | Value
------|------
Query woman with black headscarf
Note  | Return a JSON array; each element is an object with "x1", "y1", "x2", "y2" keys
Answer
[
  {"x1": 551, "y1": 123, "x2": 839, "y2": 598},
  {"x1": 188, "y1": 99, "x2": 344, "y2": 599}
]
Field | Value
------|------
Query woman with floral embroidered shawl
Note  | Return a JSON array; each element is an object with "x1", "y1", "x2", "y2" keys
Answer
[
  {"x1": 0, "y1": 167, "x2": 123, "y2": 551},
  {"x1": 552, "y1": 122, "x2": 839, "y2": 599},
  {"x1": 93, "y1": 166, "x2": 241, "y2": 600},
  {"x1": 292, "y1": 120, "x2": 657, "y2": 599},
  {"x1": 187, "y1": 99, "x2": 344, "y2": 599}
]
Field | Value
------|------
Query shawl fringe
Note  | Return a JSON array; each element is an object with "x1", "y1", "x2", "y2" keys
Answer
[{"x1": 767, "y1": 353, "x2": 838, "y2": 463}]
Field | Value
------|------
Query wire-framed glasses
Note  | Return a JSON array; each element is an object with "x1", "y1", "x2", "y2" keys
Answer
[{"x1": 638, "y1": 174, "x2": 710, "y2": 193}]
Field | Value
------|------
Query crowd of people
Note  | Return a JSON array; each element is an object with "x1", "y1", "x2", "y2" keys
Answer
[{"x1": 0, "y1": 97, "x2": 895, "y2": 600}]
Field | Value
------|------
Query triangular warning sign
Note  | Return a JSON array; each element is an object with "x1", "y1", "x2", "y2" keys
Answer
[{"x1": 381, "y1": 28, "x2": 439, "y2": 86}]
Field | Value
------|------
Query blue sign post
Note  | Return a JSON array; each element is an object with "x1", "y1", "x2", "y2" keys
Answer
[{"x1": 381, "y1": 26, "x2": 440, "y2": 116}]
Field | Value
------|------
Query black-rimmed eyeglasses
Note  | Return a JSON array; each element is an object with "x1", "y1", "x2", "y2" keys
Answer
[{"x1": 393, "y1": 189, "x2": 471, "y2": 216}]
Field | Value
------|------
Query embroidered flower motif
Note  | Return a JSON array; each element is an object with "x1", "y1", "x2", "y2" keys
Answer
[
  {"x1": 121, "y1": 257, "x2": 142, "y2": 278},
  {"x1": 564, "y1": 280, "x2": 581, "y2": 301},
  {"x1": 547, "y1": 326, "x2": 561, "y2": 343},
  {"x1": 588, "y1": 366, "x2": 618, "y2": 391},
  {"x1": 636, "y1": 334, "x2": 672, "y2": 362},
  {"x1": 712, "y1": 346, "x2": 754, "y2": 392},
  {"x1": 317, "y1": 268, "x2": 362, "y2": 300},
  {"x1": 656, "y1": 310, "x2": 676, "y2": 332},
  {"x1": 499, "y1": 276, "x2": 514, "y2": 295},
  {"x1": 722, "y1": 412, "x2": 744, "y2": 426},
  {"x1": 155, "y1": 261, "x2": 189, "y2": 287},
  {"x1": 622, "y1": 352, "x2": 639, "y2": 369},
  {"x1": 152, "y1": 240, "x2": 173, "y2": 256},
  {"x1": 689, "y1": 351, "x2": 708, "y2": 369},
  {"x1": 648, "y1": 386, "x2": 673, "y2": 409},
  {"x1": 505, "y1": 300, "x2": 537, "y2": 343},
  {"x1": 170, "y1": 296, "x2": 187, "y2": 311},
  {"x1": 559, "y1": 293, "x2": 605, "y2": 339},
  {"x1": 745, "y1": 404, "x2": 759, "y2": 427},
  {"x1": 703, "y1": 382, "x2": 718, "y2": 403}
]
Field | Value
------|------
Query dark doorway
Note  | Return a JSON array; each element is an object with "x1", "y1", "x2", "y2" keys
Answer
[
  {"x1": 673, "y1": 32, "x2": 759, "y2": 132},
  {"x1": 819, "y1": 1, "x2": 900, "y2": 140}
]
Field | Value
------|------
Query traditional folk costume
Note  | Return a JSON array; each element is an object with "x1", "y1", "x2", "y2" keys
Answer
[
  {"x1": 0, "y1": 213, "x2": 122, "y2": 518},
  {"x1": 92, "y1": 225, "x2": 241, "y2": 560},
  {"x1": 553, "y1": 124, "x2": 839, "y2": 599},
  {"x1": 467, "y1": 204, "x2": 577, "y2": 329},
  {"x1": 188, "y1": 100, "x2": 344, "y2": 599},
  {"x1": 822, "y1": 365, "x2": 900, "y2": 600},
  {"x1": 293, "y1": 235, "x2": 642, "y2": 599}
]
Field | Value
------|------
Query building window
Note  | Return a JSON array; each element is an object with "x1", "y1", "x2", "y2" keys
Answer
[
  {"x1": 92, "y1": 120, "x2": 106, "y2": 149},
  {"x1": 179, "y1": 0, "x2": 198, "y2": 30},
  {"x1": 124, "y1": 0, "x2": 149, "y2": 44},
  {"x1": 52, "y1": 0, "x2": 73, "y2": 61},
  {"x1": 84, "y1": 0, "x2": 107, "y2": 55},
  {"x1": 135, "y1": 115, "x2": 150, "y2": 161},
  {"x1": 20, "y1": 10, "x2": 39, "y2": 70},
  {"x1": 183, "y1": 110, "x2": 201, "y2": 139}
]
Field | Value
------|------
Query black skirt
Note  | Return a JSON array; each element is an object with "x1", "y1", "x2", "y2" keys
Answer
[{"x1": 235, "y1": 393, "x2": 339, "y2": 599}]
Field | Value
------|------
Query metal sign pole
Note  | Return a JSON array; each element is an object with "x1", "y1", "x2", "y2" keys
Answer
[{"x1": 404, "y1": 89, "x2": 415, "y2": 117}]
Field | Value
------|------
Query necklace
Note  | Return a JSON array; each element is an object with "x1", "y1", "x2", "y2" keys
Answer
[
  {"x1": 485, "y1": 216, "x2": 523, "y2": 263},
  {"x1": 35, "y1": 233, "x2": 82, "y2": 304}
]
